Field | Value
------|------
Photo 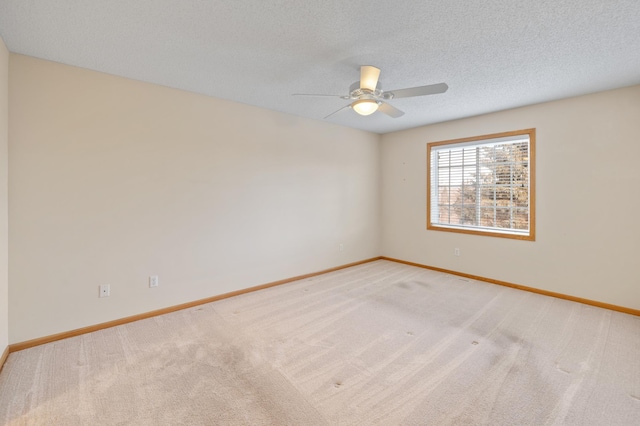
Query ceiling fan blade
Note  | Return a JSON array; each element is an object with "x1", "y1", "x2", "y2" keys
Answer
[
  {"x1": 378, "y1": 102, "x2": 405, "y2": 118},
  {"x1": 293, "y1": 93, "x2": 348, "y2": 99},
  {"x1": 360, "y1": 65, "x2": 381, "y2": 91},
  {"x1": 324, "y1": 104, "x2": 351, "y2": 119},
  {"x1": 387, "y1": 82, "x2": 448, "y2": 99}
]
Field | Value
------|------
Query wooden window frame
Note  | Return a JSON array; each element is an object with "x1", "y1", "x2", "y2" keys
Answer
[{"x1": 427, "y1": 128, "x2": 536, "y2": 241}]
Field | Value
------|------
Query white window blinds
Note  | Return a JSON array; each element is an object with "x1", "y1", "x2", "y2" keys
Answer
[{"x1": 428, "y1": 132, "x2": 532, "y2": 238}]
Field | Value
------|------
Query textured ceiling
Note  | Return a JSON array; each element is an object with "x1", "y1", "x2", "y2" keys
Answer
[{"x1": 1, "y1": 0, "x2": 639, "y2": 134}]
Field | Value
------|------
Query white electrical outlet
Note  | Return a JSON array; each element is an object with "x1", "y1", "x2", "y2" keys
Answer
[
  {"x1": 339, "y1": 243, "x2": 344, "y2": 252},
  {"x1": 454, "y1": 248, "x2": 460, "y2": 256},
  {"x1": 149, "y1": 275, "x2": 159, "y2": 288},
  {"x1": 99, "y1": 284, "x2": 110, "y2": 298}
]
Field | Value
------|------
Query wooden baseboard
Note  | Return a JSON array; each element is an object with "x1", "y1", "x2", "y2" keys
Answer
[
  {"x1": 0, "y1": 345, "x2": 8, "y2": 372},
  {"x1": 381, "y1": 256, "x2": 640, "y2": 316},
  {"x1": 11, "y1": 254, "x2": 636, "y2": 354},
  {"x1": 9, "y1": 257, "x2": 383, "y2": 353}
]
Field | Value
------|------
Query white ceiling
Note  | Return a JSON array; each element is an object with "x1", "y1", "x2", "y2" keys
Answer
[{"x1": 1, "y1": 0, "x2": 639, "y2": 134}]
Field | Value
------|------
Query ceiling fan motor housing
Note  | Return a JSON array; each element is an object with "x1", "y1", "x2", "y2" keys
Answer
[{"x1": 348, "y1": 81, "x2": 389, "y2": 100}]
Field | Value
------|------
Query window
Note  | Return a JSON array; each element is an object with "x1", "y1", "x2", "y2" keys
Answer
[{"x1": 427, "y1": 129, "x2": 535, "y2": 240}]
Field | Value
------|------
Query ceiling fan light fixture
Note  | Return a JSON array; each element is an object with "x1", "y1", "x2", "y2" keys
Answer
[
  {"x1": 352, "y1": 99, "x2": 379, "y2": 116},
  {"x1": 295, "y1": 65, "x2": 447, "y2": 120}
]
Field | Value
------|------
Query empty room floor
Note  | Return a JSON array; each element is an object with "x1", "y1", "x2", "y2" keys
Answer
[{"x1": 1, "y1": 260, "x2": 639, "y2": 425}]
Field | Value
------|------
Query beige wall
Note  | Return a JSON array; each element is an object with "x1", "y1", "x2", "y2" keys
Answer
[
  {"x1": 0, "y1": 37, "x2": 8, "y2": 351},
  {"x1": 8, "y1": 52, "x2": 639, "y2": 344},
  {"x1": 9, "y1": 55, "x2": 381, "y2": 343},
  {"x1": 381, "y1": 85, "x2": 640, "y2": 310}
]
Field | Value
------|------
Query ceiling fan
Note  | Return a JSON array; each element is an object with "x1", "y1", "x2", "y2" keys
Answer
[{"x1": 293, "y1": 65, "x2": 448, "y2": 119}]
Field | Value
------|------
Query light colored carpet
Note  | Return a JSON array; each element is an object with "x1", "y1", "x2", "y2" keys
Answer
[{"x1": 1, "y1": 260, "x2": 639, "y2": 425}]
